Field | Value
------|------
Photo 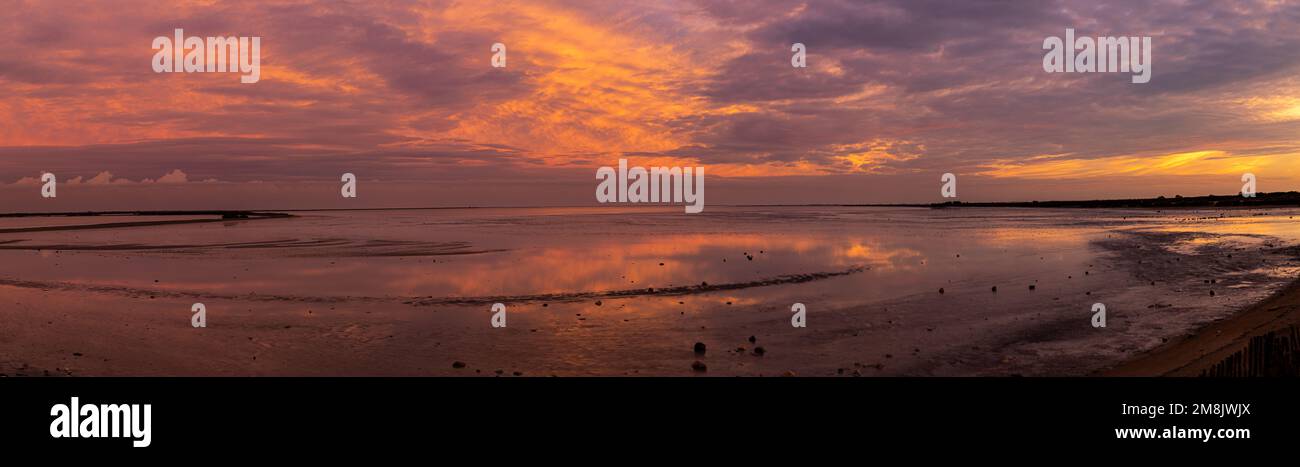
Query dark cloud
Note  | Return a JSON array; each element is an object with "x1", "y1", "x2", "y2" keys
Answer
[{"x1": 2, "y1": 0, "x2": 1299, "y2": 205}]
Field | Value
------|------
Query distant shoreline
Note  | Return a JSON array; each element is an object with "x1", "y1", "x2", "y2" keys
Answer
[
  {"x1": 1, "y1": 191, "x2": 1298, "y2": 217},
  {"x1": 925, "y1": 191, "x2": 1300, "y2": 209}
]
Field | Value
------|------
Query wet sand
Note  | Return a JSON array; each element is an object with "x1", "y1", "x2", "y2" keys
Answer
[
  {"x1": 0, "y1": 211, "x2": 291, "y2": 233},
  {"x1": 1106, "y1": 270, "x2": 1300, "y2": 376},
  {"x1": 2, "y1": 206, "x2": 1299, "y2": 377}
]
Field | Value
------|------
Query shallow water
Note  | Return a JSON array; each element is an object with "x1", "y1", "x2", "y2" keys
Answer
[{"x1": 2, "y1": 206, "x2": 1298, "y2": 376}]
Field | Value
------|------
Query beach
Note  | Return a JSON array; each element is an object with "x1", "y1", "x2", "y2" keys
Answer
[
  {"x1": 1106, "y1": 271, "x2": 1300, "y2": 376},
  {"x1": 2, "y1": 205, "x2": 1298, "y2": 377}
]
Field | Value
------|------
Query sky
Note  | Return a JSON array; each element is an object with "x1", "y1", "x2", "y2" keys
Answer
[{"x1": 1, "y1": 0, "x2": 1299, "y2": 211}]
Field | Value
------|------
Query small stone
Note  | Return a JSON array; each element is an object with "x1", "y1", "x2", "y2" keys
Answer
[
  {"x1": 693, "y1": 342, "x2": 707, "y2": 355},
  {"x1": 452, "y1": 361, "x2": 467, "y2": 369},
  {"x1": 752, "y1": 346, "x2": 766, "y2": 356},
  {"x1": 595, "y1": 300, "x2": 602, "y2": 306},
  {"x1": 691, "y1": 360, "x2": 707, "y2": 372},
  {"x1": 748, "y1": 335, "x2": 757, "y2": 344},
  {"x1": 939, "y1": 288, "x2": 945, "y2": 294}
]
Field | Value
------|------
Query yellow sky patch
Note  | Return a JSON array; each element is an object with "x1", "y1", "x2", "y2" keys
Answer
[{"x1": 977, "y1": 150, "x2": 1290, "y2": 179}]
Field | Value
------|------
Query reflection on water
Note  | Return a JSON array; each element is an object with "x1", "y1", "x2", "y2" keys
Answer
[
  {"x1": 2, "y1": 206, "x2": 1299, "y2": 376},
  {"x1": 0, "y1": 206, "x2": 1114, "y2": 300}
]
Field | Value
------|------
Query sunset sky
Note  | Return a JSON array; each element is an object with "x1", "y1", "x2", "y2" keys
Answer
[{"x1": 2, "y1": 0, "x2": 1299, "y2": 210}]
